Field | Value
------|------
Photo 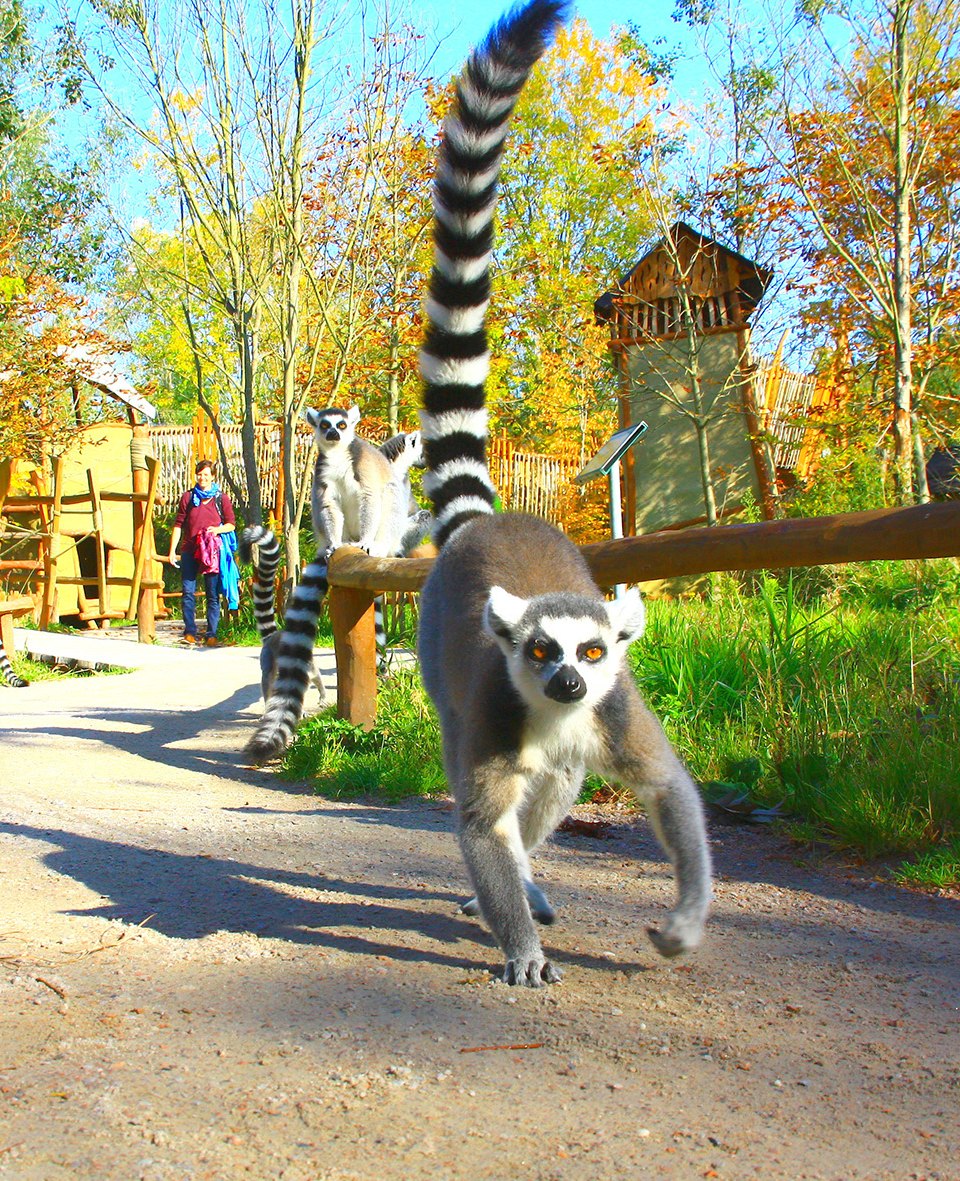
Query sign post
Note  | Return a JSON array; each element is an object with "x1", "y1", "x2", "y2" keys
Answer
[{"x1": 573, "y1": 422, "x2": 648, "y2": 597}]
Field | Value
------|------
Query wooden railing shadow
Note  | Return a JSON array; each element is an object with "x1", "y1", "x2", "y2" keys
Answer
[{"x1": 325, "y1": 501, "x2": 960, "y2": 728}]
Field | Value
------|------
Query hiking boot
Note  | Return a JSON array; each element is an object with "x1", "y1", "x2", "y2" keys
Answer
[
  {"x1": 181, "y1": 634, "x2": 198, "y2": 645},
  {"x1": 205, "y1": 636, "x2": 218, "y2": 648}
]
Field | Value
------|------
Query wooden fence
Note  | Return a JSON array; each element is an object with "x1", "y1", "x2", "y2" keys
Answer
[
  {"x1": 753, "y1": 358, "x2": 836, "y2": 480},
  {"x1": 320, "y1": 501, "x2": 960, "y2": 729},
  {"x1": 150, "y1": 424, "x2": 581, "y2": 528},
  {"x1": 488, "y1": 435, "x2": 581, "y2": 523},
  {"x1": 149, "y1": 423, "x2": 317, "y2": 513}
]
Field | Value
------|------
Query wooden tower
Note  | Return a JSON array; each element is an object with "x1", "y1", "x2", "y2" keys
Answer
[{"x1": 595, "y1": 221, "x2": 775, "y2": 534}]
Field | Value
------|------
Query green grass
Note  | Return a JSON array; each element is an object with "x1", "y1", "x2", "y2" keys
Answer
[
  {"x1": 9, "y1": 652, "x2": 129, "y2": 681},
  {"x1": 893, "y1": 841, "x2": 960, "y2": 890},
  {"x1": 280, "y1": 561, "x2": 960, "y2": 889},
  {"x1": 281, "y1": 669, "x2": 446, "y2": 801},
  {"x1": 195, "y1": 589, "x2": 335, "y2": 648},
  {"x1": 631, "y1": 570, "x2": 960, "y2": 878}
]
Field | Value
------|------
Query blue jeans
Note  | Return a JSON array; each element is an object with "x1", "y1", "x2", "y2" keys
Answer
[{"x1": 180, "y1": 549, "x2": 221, "y2": 638}]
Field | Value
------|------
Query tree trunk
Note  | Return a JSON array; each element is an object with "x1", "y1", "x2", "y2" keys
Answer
[
  {"x1": 239, "y1": 309, "x2": 263, "y2": 524},
  {"x1": 891, "y1": 0, "x2": 915, "y2": 503}
]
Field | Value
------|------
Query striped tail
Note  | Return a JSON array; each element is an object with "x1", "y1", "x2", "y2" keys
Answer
[
  {"x1": 0, "y1": 646, "x2": 28, "y2": 688},
  {"x1": 244, "y1": 558, "x2": 328, "y2": 765},
  {"x1": 419, "y1": 0, "x2": 568, "y2": 549},
  {"x1": 239, "y1": 525, "x2": 281, "y2": 641}
]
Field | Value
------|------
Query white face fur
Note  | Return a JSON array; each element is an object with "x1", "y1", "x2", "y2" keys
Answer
[
  {"x1": 483, "y1": 586, "x2": 646, "y2": 712},
  {"x1": 306, "y1": 405, "x2": 360, "y2": 450}
]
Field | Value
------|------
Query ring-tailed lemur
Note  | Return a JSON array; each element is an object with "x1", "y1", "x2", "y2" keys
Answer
[
  {"x1": 375, "y1": 430, "x2": 433, "y2": 660},
  {"x1": 307, "y1": 405, "x2": 412, "y2": 560},
  {"x1": 238, "y1": 525, "x2": 327, "y2": 706},
  {"x1": 244, "y1": 414, "x2": 428, "y2": 763},
  {"x1": 1, "y1": 643, "x2": 28, "y2": 688},
  {"x1": 416, "y1": 0, "x2": 712, "y2": 986}
]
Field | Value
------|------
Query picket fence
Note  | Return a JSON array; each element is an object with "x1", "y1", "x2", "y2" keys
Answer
[{"x1": 149, "y1": 424, "x2": 580, "y2": 528}]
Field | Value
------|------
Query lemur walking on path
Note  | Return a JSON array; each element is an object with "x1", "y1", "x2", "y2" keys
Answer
[
  {"x1": 243, "y1": 415, "x2": 429, "y2": 763},
  {"x1": 238, "y1": 525, "x2": 327, "y2": 707},
  {"x1": 415, "y1": 0, "x2": 713, "y2": 986}
]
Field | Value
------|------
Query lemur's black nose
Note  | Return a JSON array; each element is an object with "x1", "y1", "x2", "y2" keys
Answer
[
  {"x1": 325, "y1": 429, "x2": 340, "y2": 441},
  {"x1": 545, "y1": 666, "x2": 586, "y2": 703}
]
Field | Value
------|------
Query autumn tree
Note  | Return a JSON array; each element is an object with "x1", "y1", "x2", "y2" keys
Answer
[
  {"x1": 66, "y1": 0, "x2": 364, "y2": 526},
  {"x1": 490, "y1": 19, "x2": 663, "y2": 459},
  {"x1": 72, "y1": 1, "x2": 437, "y2": 574},
  {"x1": 0, "y1": 0, "x2": 114, "y2": 464},
  {"x1": 745, "y1": 0, "x2": 960, "y2": 502}
]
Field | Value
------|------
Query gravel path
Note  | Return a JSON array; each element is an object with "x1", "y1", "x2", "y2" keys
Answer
[{"x1": 1, "y1": 627, "x2": 957, "y2": 1180}]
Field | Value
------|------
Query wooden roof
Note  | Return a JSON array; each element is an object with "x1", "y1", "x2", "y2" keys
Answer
[{"x1": 595, "y1": 221, "x2": 772, "y2": 333}]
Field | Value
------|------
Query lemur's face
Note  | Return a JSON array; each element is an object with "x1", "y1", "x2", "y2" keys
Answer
[
  {"x1": 484, "y1": 588, "x2": 646, "y2": 710},
  {"x1": 307, "y1": 405, "x2": 360, "y2": 450}
]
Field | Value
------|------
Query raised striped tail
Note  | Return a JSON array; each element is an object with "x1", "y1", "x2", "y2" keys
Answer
[
  {"x1": 0, "y1": 647, "x2": 28, "y2": 688},
  {"x1": 239, "y1": 525, "x2": 281, "y2": 641},
  {"x1": 244, "y1": 559, "x2": 328, "y2": 765},
  {"x1": 419, "y1": 0, "x2": 568, "y2": 549}
]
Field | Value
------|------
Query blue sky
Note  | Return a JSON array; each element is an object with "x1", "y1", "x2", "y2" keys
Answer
[{"x1": 413, "y1": 0, "x2": 713, "y2": 94}]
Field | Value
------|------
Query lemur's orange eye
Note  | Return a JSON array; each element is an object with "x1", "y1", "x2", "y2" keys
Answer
[
  {"x1": 531, "y1": 643, "x2": 548, "y2": 662},
  {"x1": 580, "y1": 643, "x2": 606, "y2": 662}
]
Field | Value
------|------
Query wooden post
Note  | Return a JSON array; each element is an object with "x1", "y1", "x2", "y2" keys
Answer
[
  {"x1": 40, "y1": 456, "x2": 63, "y2": 629},
  {"x1": 327, "y1": 563, "x2": 378, "y2": 729},
  {"x1": 86, "y1": 467, "x2": 109, "y2": 622},
  {"x1": 128, "y1": 441, "x2": 160, "y2": 638}
]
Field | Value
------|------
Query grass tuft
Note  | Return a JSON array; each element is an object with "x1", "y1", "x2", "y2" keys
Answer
[{"x1": 281, "y1": 669, "x2": 446, "y2": 801}]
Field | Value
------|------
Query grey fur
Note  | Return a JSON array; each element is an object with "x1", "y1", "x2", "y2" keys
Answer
[
  {"x1": 416, "y1": 0, "x2": 712, "y2": 986},
  {"x1": 307, "y1": 406, "x2": 411, "y2": 559},
  {"x1": 258, "y1": 629, "x2": 326, "y2": 706},
  {"x1": 244, "y1": 414, "x2": 426, "y2": 763}
]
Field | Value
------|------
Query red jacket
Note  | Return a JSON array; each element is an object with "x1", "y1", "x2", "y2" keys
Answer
[{"x1": 173, "y1": 489, "x2": 236, "y2": 559}]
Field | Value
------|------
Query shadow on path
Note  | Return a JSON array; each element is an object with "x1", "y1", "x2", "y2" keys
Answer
[{"x1": 1, "y1": 821, "x2": 647, "y2": 977}]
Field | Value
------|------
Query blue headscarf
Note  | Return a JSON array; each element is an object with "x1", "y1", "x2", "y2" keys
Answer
[{"x1": 191, "y1": 480, "x2": 221, "y2": 508}]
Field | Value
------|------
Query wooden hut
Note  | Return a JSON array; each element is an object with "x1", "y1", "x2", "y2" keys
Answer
[
  {"x1": 0, "y1": 347, "x2": 162, "y2": 638},
  {"x1": 595, "y1": 221, "x2": 775, "y2": 534}
]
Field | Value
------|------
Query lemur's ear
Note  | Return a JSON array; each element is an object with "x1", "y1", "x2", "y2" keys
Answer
[
  {"x1": 346, "y1": 405, "x2": 361, "y2": 427},
  {"x1": 605, "y1": 587, "x2": 646, "y2": 644},
  {"x1": 483, "y1": 586, "x2": 529, "y2": 645},
  {"x1": 304, "y1": 407, "x2": 319, "y2": 428}
]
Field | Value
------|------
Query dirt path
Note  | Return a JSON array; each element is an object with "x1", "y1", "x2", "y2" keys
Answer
[{"x1": 1, "y1": 629, "x2": 957, "y2": 1180}]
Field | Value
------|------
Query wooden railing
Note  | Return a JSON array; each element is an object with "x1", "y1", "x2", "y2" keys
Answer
[{"x1": 323, "y1": 501, "x2": 960, "y2": 728}]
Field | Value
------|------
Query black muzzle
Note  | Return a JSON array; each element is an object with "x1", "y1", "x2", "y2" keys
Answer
[{"x1": 545, "y1": 665, "x2": 586, "y2": 703}]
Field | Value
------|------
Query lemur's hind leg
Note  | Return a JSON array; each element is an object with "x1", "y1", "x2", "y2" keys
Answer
[{"x1": 461, "y1": 764, "x2": 582, "y2": 929}]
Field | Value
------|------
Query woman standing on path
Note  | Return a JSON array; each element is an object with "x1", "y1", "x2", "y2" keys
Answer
[{"x1": 168, "y1": 459, "x2": 236, "y2": 647}]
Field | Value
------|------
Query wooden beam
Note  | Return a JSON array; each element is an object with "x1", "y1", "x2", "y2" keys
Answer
[
  {"x1": 323, "y1": 502, "x2": 960, "y2": 595},
  {"x1": 126, "y1": 451, "x2": 160, "y2": 632},
  {"x1": 86, "y1": 468, "x2": 109, "y2": 618},
  {"x1": 40, "y1": 457, "x2": 63, "y2": 629},
  {"x1": 326, "y1": 548, "x2": 434, "y2": 593},
  {"x1": 578, "y1": 502, "x2": 960, "y2": 586},
  {"x1": 321, "y1": 504, "x2": 960, "y2": 727},
  {"x1": 0, "y1": 595, "x2": 36, "y2": 659}
]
